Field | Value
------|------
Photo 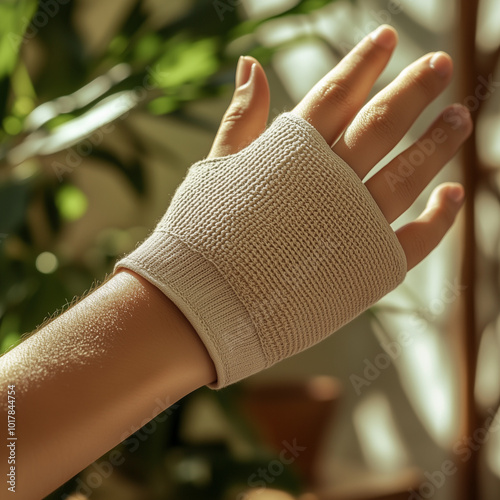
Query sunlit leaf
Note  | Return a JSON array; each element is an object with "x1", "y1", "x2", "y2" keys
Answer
[
  {"x1": 148, "y1": 95, "x2": 179, "y2": 115},
  {"x1": 13, "y1": 95, "x2": 34, "y2": 116},
  {"x1": 0, "y1": 313, "x2": 20, "y2": 353},
  {"x1": 55, "y1": 185, "x2": 88, "y2": 221},
  {"x1": 0, "y1": 0, "x2": 37, "y2": 79},
  {"x1": 0, "y1": 0, "x2": 37, "y2": 122},
  {"x1": 154, "y1": 38, "x2": 219, "y2": 88},
  {"x1": 230, "y1": 0, "x2": 336, "y2": 38},
  {"x1": 0, "y1": 330, "x2": 20, "y2": 352},
  {"x1": 3, "y1": 115, "x2": 22, "y2": 135},
  {"x1": 134, "y1": 33, "x2": 162, "y2": 63},
  {"x1": 109, "y1": 35, "x2": 128, "y2": 57}
]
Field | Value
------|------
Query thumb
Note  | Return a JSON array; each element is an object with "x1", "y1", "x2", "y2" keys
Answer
[{"x1": 209, "y1": 56, "x2": 270, "y2": 158}]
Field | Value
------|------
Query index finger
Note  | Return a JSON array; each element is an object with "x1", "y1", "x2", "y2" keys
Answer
[{"x1": 293, "y1": 25, "x2": 398, "y2": 146}]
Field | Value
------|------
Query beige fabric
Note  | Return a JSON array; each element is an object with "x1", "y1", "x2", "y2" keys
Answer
[{"x1": 115, "y1": 113, "x2": 407, "y2": 388}]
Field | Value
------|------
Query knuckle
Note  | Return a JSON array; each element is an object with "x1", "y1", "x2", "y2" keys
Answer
[
  {"x1": 317, "y1": 79, "x2": 356, "y2": 111},
  {"x1": 392, "y1": 160, "x2": 418, "y2": 202},
  {"x1": 398, "y1": 182, "x2": 413, "y2": 205},
  {"x1": 361, "y1": 105, "x2": 400, "y2": 144},
  {"x1": 408, "y1": 70, "x2": 437, "y2": 99},
  {"x1": 411, "y1": 232, "x2": 428, "y2": 262},
  {"x1": 222, "y1": 99, "x2": 249, "y2": 125}
]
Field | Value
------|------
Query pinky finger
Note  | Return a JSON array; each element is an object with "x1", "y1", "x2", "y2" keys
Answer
[{"x1": 396, "y1": 183, "x2": 465, "y2": 271}]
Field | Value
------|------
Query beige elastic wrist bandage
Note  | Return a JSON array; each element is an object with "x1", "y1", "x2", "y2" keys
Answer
[{"x1": 115, "y1": 112, "x2": 407, "y2": 388}]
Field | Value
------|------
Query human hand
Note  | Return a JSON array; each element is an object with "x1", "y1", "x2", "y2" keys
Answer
[
  {"x1": 116, "y1": 25, "x2": 472, "y2": 387},
  {"x1": 209, "y1": 25, "x2": 471, "y2": 271}
]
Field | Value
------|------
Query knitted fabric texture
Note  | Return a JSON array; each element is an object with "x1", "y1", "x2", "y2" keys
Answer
[{"x1": 115, "y1": 112, "x2": 407, "y2": 388}]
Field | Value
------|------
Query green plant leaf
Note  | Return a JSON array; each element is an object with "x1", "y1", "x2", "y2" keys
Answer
[
  {"x1": 0, "y1": 0, "x2": 38, "y2": 79},
  {"x1": 55, "y1": 185, "x2": 88, "y2": 222},
  {"x1": 154, "y1": 38, "x2": 220, "y2": 89},
  {"x1": 0, "y1": 0, "x2": 37, "y2": 122}
]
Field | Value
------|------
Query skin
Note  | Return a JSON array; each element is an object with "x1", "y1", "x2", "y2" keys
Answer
[{"x1": 0, "y1": 25, "x2": 471, "y2": 499}]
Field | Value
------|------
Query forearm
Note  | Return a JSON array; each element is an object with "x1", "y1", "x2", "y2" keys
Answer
[{"x1": 0, "y1": 270, "x2": 216, "y2": 499}]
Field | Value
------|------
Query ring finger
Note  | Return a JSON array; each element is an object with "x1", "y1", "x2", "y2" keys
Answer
[
  {"x1": 365, "y1": 103, "x2": 472, "y2": 223},
  {"x1": 333, "y1": 51, "x2": 453, "y2": 179}
]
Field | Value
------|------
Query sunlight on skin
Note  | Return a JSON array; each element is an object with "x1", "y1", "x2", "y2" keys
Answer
[
  {"x1": 0, "y1": 22, "x2": 473, "y2": 498},
  {"x1": 8, "y1": 91, "x2": 138, "y2": 165},
  {"x1": 0, "y1": 271, "x2": 216, "y2": 499}
]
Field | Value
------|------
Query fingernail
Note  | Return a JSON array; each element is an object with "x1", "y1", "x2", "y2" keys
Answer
[
  {"x1": 447, "y1": 185, "x2": 464, "y2": 203},
  {"x1": 430, "y1": 52, "x2": 453, "y2": 78},
  {"x1": 370, "y1": 25, "x2": 397, "y2": 49},
  {"x1": 236, "y1": 56, "x2": 254, "y2": 88}
]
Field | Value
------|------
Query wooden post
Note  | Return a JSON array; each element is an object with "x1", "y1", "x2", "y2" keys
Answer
[{"x1": 458, "y1": 0, "x2": 480, "y2": 498}]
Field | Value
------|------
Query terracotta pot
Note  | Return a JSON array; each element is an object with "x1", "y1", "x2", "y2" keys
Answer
[{"x1": 240, "y1": 376, "x2": 342, "y2": 486}]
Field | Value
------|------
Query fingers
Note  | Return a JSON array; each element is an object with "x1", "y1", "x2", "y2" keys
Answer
[
  {"x1": 396, "y1": 183, "x2": 465, "y2": 271},
  {"x1": 293, "y1": 25, "x2": 397, "y2": 146},
  {"x1": 365, "y1": 104, "x2": 472, "y2": 223},
  {"x1": 208, "y1": 56, "x2": 270, "y2": 159},
  {"x1": 334, "y1": 52, "x2": 453, "y2": 178}
]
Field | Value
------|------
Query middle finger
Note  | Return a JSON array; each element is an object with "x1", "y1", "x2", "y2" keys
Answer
[
  {"x1": 293, "y1": 25, "x2": 398, "y2": 148},
  {"x1": 333, "y1": 51, "x2": 453, "y2": 179}
]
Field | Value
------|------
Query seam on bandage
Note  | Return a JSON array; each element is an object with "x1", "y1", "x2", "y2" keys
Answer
[
  {"x1": 155, "y1": 229, "x2": 271, "y2": 366},
  {"x1": 118, "y1": 249, "x2": 234, "y2": 383}
]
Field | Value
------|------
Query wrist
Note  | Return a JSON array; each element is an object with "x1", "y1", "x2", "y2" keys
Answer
[{"x1": 114, "y1": 269, "x2": 217, "y2": 390}]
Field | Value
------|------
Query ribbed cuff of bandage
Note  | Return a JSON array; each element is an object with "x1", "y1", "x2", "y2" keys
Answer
[{"x1": 115, "y1": 232, "x2": 266, "y2": 389}]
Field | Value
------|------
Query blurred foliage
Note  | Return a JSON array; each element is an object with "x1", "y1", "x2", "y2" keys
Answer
[
  {"x1": 0, "y1": 0, "x2": 339, "y2": 350},
  {"x1": 0, "y1": 0, "x2": 335, "y2": 499}
]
